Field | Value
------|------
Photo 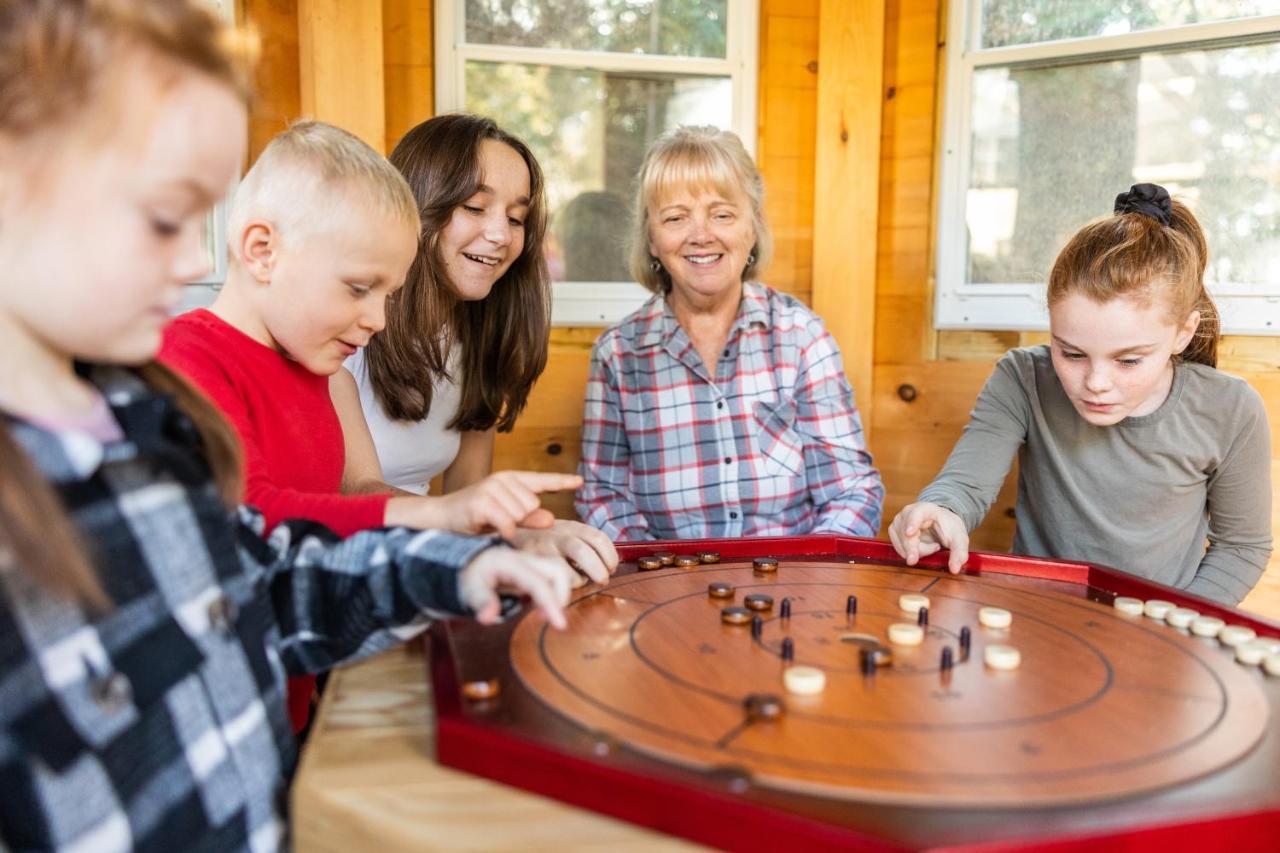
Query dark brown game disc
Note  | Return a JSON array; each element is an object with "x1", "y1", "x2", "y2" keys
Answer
[
  {"x1": 743, "y1": 693, "x2": 785, "y2": 722},
  {"x1": 752, "y1": 557, "x2": 779, "y2": 573},
  {"x1": 637, "y1": 556, "x2": 663, "y2": 571},
  {"x1": 698, "y1": 551, "x2": 721, "y2": 564},
  {"x1": 708, "y1": 582, "x2": 735, "y2": 599},
  {"x1": 721, "y1": 606, "x2": 753, "y2": 626},
  {"x1": 654, "y1": 551, "x2": 676, "y2": 566},
  {"x1": 461, "y1": 679, "x2": 500, "y2": 701},
  {"x1": 674, "y1": 554, "x2": 700, "y2": 568},
  {"x1": 744, "y1": 594, "x2": 774, "y2": 612}
]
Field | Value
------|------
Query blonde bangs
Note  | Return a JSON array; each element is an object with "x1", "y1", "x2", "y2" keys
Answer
[{"x1": 643, "y1": 144, "x2": 743, "y2": 213}]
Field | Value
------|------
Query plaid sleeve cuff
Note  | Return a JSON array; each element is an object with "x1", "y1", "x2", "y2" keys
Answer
[{"x1": 399, "y1": 530, "x2": 504, "y2": 616}]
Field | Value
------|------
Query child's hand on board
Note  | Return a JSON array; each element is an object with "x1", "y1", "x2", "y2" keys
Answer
[
  {"x1": 458, "y1": 547, "x2": 576, "y2": 629},
  {"x1": 510, "y1": 518, "x2": 619, "y2": 585},
  {"x1": 889, "y1": 502, "x2": 970, "y2": 574}
]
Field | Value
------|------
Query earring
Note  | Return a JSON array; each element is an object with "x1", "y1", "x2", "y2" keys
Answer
[
  {"x1": 746, "y1": 252, "x2": 757, "y2": 266},
  {"x1": 649, "y1": 257, "x2": 662, "y2": 273}
]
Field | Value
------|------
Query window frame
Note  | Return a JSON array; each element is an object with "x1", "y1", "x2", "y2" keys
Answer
[
  {"x1": 435, "y1": 0, "x2": 759, "y2": 326},
  {"x1": 182, "y1": 0, "x2": 238, "y2": 311},
  {"x1": 936, "y1": 1, "x2": 1280, "y2": 334}
]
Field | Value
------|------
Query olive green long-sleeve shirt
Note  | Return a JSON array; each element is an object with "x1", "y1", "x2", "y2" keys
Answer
[{"x1": 918, "y1": 346, "x2": 1272, "y2": 605}]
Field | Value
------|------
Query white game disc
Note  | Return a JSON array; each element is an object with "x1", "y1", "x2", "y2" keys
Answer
[
  {"x1": 887, "y1": 623, "x2": 925, "y2": 646},
  {"x1": 1219, "y1": 625, "x2": 1257, "y2": 648},
  {"x1": 1235, "y1": 640, "x2": 1271, "y2": 666},
  {"x1": 783, "y1": 666, "x2": 827, "y2": 696},
  {"x1": 1190, "y1": 615, "x2": 1225, "y2": 637},
  {"x1": 898, "y1": 594, "x2": 930, "y2": 614},
  {"x1": 978, "y1": 607, "x2": 1012, "y2": 629},
  {"x1": 983, "y1": 644, "x2": 1021, "y2": 671},
  {"x1": 1113, "y1": 597, "x2": 1144, "y2": 616},
  {"x1": 1165, "y1": 608, "x2": 1200, "y2": 629},
  {"x1": 1143, "y1": 600, "x2": 1176, "y2": 620}
]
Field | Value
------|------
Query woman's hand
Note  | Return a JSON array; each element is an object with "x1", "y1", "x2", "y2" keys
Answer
[
  {"x1": 385, "y1": 471, "x2": 582, "y2": 538},
  {"x1": 888, "y1": 502, "x2": 970, "y2": 574},
  {"x1": 458, "y1": 547, "x2": 575, "y2": 629},
  {"x1": 509, "y1": 519, "x2": 619, "y2": 585}
]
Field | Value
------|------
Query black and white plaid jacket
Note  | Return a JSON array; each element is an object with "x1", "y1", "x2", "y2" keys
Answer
[{"x1": 0, "y1": 366, "x2": 498, "y2": 852}]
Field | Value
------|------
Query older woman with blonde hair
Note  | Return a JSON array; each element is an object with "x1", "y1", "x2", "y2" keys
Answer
[{"x1": 575, "y1": 126, "x2": 883, "y2": 540}]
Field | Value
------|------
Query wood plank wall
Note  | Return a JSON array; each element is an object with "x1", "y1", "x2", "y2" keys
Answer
[{"x1": 240, "y1": 0, "x2": 1278, "y2": 620}]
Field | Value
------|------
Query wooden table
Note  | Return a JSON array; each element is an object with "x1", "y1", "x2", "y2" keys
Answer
[{"x1": 291, "y1": 641, "x2": 700, "y2": 851}]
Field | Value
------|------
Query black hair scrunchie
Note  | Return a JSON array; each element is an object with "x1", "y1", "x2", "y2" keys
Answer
[{"x1": 1114, "y1": 183, "x2": 1172, "y2": 226}]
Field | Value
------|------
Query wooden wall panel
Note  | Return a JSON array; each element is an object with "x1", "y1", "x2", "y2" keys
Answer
[
  {"x1": 811, "y1": 0, "x2": 885, "y2": 419},
  {"x1": 383, "y1": 0, "x2": 433, "y2": 152},
  {"x1": 757, "y1": 0, "x2": 819, "y2": 302},
  {"x1": 243, "y1": 0, "x2": 301, "y2": 162},
  {"x1": 298, "y1": 0, "x2": 386, "y2": 151}
]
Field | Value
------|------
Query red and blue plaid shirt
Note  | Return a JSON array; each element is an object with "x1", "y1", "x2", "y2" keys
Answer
[{"x1": 576, "y1": 282, "x2": 883, "y2": 541}]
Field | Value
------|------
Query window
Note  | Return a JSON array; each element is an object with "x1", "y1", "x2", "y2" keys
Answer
[
  {"x1": 181, "y1": 0, "x2": 237, "y2": 311},
  {"x1": 436, "y1": 1, "x2": 758, "y2": 325},
  {"x1": 937, "y1": 1, "x2": 1280, "y2": 333}
]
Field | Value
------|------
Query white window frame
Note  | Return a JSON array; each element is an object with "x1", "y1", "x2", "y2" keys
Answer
[
  {"x1": 182, "y1": 0, "x2": 239, "y2": 312},
  {"x1": 435, "y1": 1, "x2": 759, "y2": 326},
  {"x1": 936, "y1": 2, "x2": 1280, "y2": 334}
]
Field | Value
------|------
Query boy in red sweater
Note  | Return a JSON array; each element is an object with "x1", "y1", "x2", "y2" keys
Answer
[{"x1": 161, "y1": 121, "x2": 592, "y2": 730}]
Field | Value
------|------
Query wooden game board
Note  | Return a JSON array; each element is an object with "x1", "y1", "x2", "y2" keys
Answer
[{"x1": 431, "y1": 537, "x2": 1280, "y2": 851}]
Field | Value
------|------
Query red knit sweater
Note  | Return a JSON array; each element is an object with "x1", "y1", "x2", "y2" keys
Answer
[
  {"x1": 160, "y1": 309, "x2": 391, "y2": 731},
  {"x1": 160, "y1": 309, "x2": 388, "y2": 534}
]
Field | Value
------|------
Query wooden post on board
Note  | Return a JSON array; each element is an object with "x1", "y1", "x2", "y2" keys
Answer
[
  {"x1": 811, "y1": 0, "x2": 885, "y2": 434},
  {"x1": 297, "y1": 0, "x2": 387, "y2": 152}
]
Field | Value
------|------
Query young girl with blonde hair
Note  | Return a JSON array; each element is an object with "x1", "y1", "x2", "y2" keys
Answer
[
  {"x1": 890, "y1": 184, "x2": 1271, "y2": 605},
  {"x1": 0, "y1": 2, "x2": 574, "y2": 848}
]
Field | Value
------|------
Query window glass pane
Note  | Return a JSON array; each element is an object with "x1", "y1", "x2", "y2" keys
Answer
[
  {"x1": 965, "y1": 41, "x2": 1280, "y2": 291},
  {"x1": 465, "y1": 61, "x2": 731, "y2": 282},
  {"x1": 980, "y1": 1, "x2": 1280, "y2": 48},
  {"x1": 464, "y1": 0, "x2": 727, "y2": 58}
]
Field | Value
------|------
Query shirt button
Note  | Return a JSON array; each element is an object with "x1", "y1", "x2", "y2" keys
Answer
[
  {"x1": 729, "y1": 511, "x2": 739, "y2": 520},
  {"x1": 724, "y1": 457, "x2": 733, "y2": 465},
  {"x1": 91, "y1": 671, "x2": 133, "y2": 713},
  {"x1": 207, "y1": 594, "x2": 239, "y2": 636},
  {"x1": 722, "y1": 349, "x2": 730, "y2": 358},
  {"x1": 716, "y1": 401, "x2": 724, "y2": 409}
]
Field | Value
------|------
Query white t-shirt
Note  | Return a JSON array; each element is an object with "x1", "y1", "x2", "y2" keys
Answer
[{"x1": 344, "y1": 348, "x2": 463, "y2": 495}]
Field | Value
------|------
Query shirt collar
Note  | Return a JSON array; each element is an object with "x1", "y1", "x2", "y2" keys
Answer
[{"x1": 633, "y1": 281, "x2": 771, "y2": 352}]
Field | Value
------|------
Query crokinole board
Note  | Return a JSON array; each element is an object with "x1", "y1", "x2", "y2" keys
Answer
[{"x1": 429, "y1": 537, "x2": 1280, "y2": 851}]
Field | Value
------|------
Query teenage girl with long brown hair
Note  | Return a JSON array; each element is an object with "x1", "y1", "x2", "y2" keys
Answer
[
  {"x1": 890, "y1": 184, "x2": 1272, "y2": 605},
  {"x1": 0, "y1": 2, "x2": 575, "y2": 848},
  {"x1": 332, "y1": 114, "x2": 619, "y2": 579}
]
